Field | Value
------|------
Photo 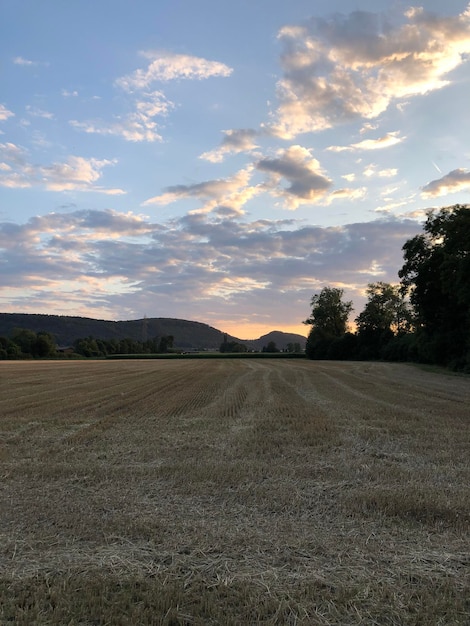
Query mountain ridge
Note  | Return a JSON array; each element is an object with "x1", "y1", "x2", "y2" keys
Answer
[{"x1": 0, "y1": 313, "x2": 306, "y2": 351}]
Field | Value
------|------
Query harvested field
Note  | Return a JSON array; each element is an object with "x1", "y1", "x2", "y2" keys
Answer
[{"x1": 0, "y1": 359, "x2": 469, "y2": 625}]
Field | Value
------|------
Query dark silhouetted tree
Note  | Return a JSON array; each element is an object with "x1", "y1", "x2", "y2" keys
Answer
[
  {"x1": 399, "y1": 204, "x2": 470, "y2": 368},
  {"x1": 304, "y1": 287, "x2": 353, "y2": 359},
  {"x1": 355, "y1": 282, "x2": 412, "y2": 359}
]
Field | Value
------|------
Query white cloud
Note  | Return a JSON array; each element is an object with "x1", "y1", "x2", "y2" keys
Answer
[
  {"x1": 70, "y1": 91, "x2": 173, "y2": 142},
  {"x1": 117, "y1": 51, "x2": 233, "y2": 91},
  {"x1": 421, "y1": 168, "x2": 470, "y2": 197},
  {"x1": 268, "y1": 6, "x2": 470, "y2": 138},
  {"x1": 328, "y1": 131, "x2": 405, "y2": 152},
  {"x1": 42, "y1": 157, "x2": 118, "y2": 192},
  {"x1": 61, "y1": 89, "x2": 78, "y2": 98},
  {"x1": 324, "y1": 187, "x2": 367, "y2": 204},
  {"x1": 0, "y1": 143, "x2": 125, "y2": 194},
  {"x1": 256, "y1": 145, "x2": 332, "y2": 209},
  {"x1": 13, "y1": 56, "x2": 49, "y2": 68},
  {"x1": 72, "y1": 51, "x2": 231, "y2": 143},
  {"x1": 0, "y1": 105, "x2": 14, "y2": 122},
  {"x1": 13, "y1": 56, "x2": 36, "y2": 66},
  {"x1": 378, "y1": 168, "x2": 398, "y2": 178}
]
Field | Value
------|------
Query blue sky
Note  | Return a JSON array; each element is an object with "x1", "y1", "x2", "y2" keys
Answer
[{"x1": 1, "y1": 0, "x2": 470, "y2": 338}]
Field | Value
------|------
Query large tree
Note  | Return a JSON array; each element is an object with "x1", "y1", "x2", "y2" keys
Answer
[
  {"x1": 355, "y1": 282, "x2": 412, "y2": 359},
  {"x1": 399, "y1": 204, "x2": 470, "y2": 367},
  {"x1": 304, "y1": 287, "x2": 353, "y2": 359}
]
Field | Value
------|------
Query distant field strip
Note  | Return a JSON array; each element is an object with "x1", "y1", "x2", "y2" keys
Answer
[{"x1": 0, "y1": 359, "x2": 469, "y2": 625}]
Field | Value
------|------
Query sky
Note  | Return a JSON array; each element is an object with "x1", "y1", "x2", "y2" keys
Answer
[{"x1": 1, "y1": 0, "x2": 470, "y2": 339}]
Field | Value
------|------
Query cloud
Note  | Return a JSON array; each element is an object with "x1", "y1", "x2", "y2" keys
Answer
[
  {"x1": 268, "y1": 6, "x2": 470, "y2": 138},
  {"x1": 42, "y1": 157, "x2": 122, "y2": 192},
  {"x1": 0, "y1": 105, "x2": 14, "y2": 122},
  {"x1": 199, "y1": 129, "x2": 259, "y2": 163},
  {"x1": 324, "y1": 187, "x2": 367, "y2": 204},
  {"x1": 70, "y1": 91, "x2": 173, "y2": 142},
  {"x1": 26, "y1": 106, "x2": 54, "y2": 120},
  {"x1": 13, "y1": 56, "x2": 38, "y2": 66},
  {"x1": 0, "y1": 143, "x2": 125, "y2": 194},
  {"x1": 117, "y1": 51, "x2": 233, "y2": 91},
  {"x1": 421, "y1": 168, "x2": 470, "y2": 197},
  {"x1": 72, "y1": 51, "x2": 231, "y2": 143},
  {"x1": 61, "y1": 89, "x2": 79, "y2": 98},
  {"x1": 363, "y1": 164, "x2": 399, "y2": 178},
  {"x1": 327, "y1": 131, "x2": 405, "y2": 152},
  {"x1": 143, "y1": 166, "x2": 261, "y2": 217},
  {"x1": 256, "y1": 145, "x2": 332, "y2": 209},
  {"x1": 0, "y1": 209, "x2": 423, "y2": 330}
]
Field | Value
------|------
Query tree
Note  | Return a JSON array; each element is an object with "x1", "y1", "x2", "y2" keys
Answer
[
  {"x1": 220, "y1": 333, "x2": 247, "y2": 353},
  {"x1": 355, "y1": 282, "x2": 412, "y2": 359},
  {"x1": 304, "y1": 287, "x2": 353, "y2": 359},
  {"x1": 158, "y1": 335, "x2": 174, "y2": 353},
  {"x1": 262, "y1": 341, "x2": 279, "y2": 353},
  {"x1": 11, "y1": 328, "x2": 37, "y2": 356},
  {"x1": 399, "y1": 204, "x2": 470, "y2": 368},
  {"x1": 74, "y1": 336, "x2": 102, "y2": 357},
  {"x1": 33, "y1": 332, "x2": 56, "y2": 358},
  {"x1": 356, "y1": 282, "x2": 411, "y2": 335},
  {"x1": 286, "y1": 342, "x2": 302, "y2": 353}
]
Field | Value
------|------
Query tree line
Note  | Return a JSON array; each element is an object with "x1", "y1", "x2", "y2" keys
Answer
[
  {"x1": 0, "y1": 331, "x2": 175, "y2": 359},
  {"x1": 304, "y1": 205, "x2": 470, "y2": 372}
]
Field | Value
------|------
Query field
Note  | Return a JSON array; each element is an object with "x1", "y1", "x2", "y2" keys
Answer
[{"x1": 0, "y1": 359, "x2": 469, "y2": 625}]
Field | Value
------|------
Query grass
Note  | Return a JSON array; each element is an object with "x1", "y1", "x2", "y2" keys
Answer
[{"x1": 0, "y1": 359, "x2": 469, "y2": 624}]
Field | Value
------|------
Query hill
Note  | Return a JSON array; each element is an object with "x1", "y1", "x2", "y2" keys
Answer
[
  {"x1": 0, "y1": 313, "x2": 306, "y2": 351},
  {"x1": 245, "y1": 331, "x2": 306, "y2": 352}
]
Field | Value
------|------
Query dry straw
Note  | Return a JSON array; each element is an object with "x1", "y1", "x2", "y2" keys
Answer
[{"x1": 0, "y1": 359, "x2": 469, "y2": 624}]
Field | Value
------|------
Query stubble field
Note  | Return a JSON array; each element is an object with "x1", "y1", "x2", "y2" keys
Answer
[{"x1": 0, "y1": 358, "x2": 469, "y2": 625}]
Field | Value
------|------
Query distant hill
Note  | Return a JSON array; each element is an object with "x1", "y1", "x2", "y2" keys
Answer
[
  {"x1": 0, "y1": 313, "x2": 306, "y2": 351},
  {"x1": 245, "y1": 331, "x2": 307, "y2": 352}
]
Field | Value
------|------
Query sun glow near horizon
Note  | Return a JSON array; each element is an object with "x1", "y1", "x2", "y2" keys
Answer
[{"x1": 218, "y1": 321, "x2": 308, "y2": 341}]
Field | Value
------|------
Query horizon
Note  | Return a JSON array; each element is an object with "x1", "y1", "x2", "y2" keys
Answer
[{"x1": 2, "y1": 1, "x2": 470, "y2": 336}]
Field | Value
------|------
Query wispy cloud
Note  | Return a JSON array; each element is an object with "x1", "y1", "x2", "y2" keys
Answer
[
  {"x1": 26, "y1": 106, "x2": 54, "y2": 120},
  {"x1": 70, "y1": 91, "x2": 173, "y2": 142},
  {"x1": 268, "y1": 6, "x2": 470, "y2": 138},
  {"x1": 13, "y1": 56, "x2": 38, "y2": 66},
  {"x1": 327, "y1": 131, "x2": 405, "y2": 152},
  {"x1": 72, "y1": 52, "x2": 232, "y2": 143},
  {"x1": 61, "y1": 89, "x2": 79, "y2": 98},
  {"x1": 421, "y1": 168, "x2": 470, "y2": 197}
]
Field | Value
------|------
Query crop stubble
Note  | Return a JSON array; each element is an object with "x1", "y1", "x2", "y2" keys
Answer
[{"x1": 0, "y1": 359, "x2": 469, "y2": 625}]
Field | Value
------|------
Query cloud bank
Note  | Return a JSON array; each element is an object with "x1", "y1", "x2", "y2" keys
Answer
[{"x1": 0, "y1": 208, "x2": 423, "y2": 331}]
